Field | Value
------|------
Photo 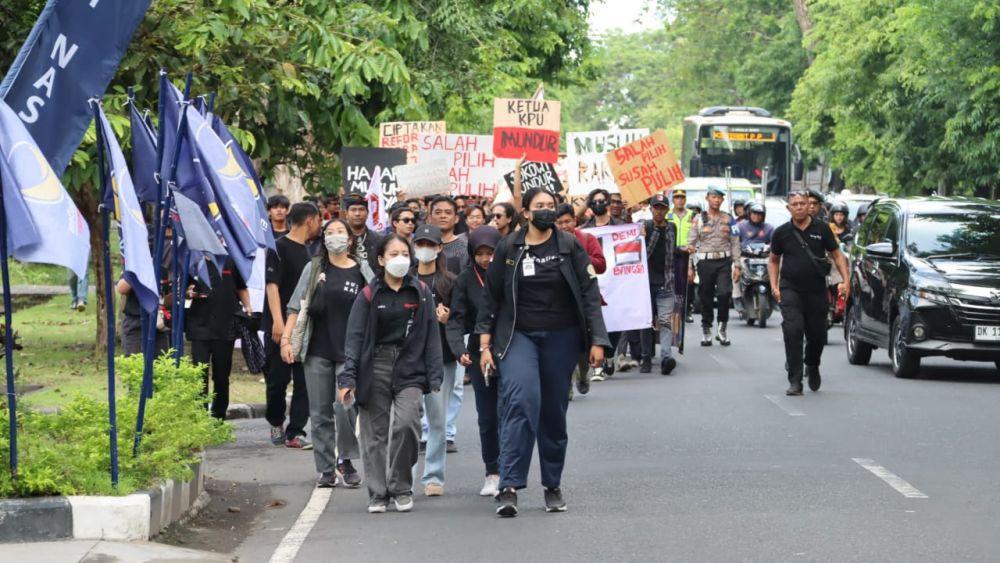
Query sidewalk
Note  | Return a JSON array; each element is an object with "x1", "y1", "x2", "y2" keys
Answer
[{"x1": 0, "y1": 539, "x2": 231, "y2": 562}]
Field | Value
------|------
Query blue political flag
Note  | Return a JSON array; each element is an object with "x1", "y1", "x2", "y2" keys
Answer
[
  {"x1": 95, "y1": 104, "x2": 158, "y2": 314},
  {"x1": 0, "y1": 100, "x2": 90, "y2": 278},
  {"x1": 209, "y1": 114, "x2": 275, "y2": 251},
  {"x1": 0, "y1": 0, "x2": 152, "y2": 177},
  {"x1": 129, "y1": 102, "x2": 160, "y2": 205}
]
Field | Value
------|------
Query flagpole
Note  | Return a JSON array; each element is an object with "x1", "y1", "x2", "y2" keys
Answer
[
  {"x1": 0, "y1": 163, "x2": 18, "y2": 481},
  {"x1": 93, "y1": 100, "x2": 120, "y2": 486}
]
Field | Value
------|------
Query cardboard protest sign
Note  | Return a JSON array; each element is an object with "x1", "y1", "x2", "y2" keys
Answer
[
  {"x1": 416, "y1": 133, "x2": 514, "y2": 198},
  {"x1": 492, "y1": 98, "x2": 560, "y2": 163},
  {"x1": 378, "y1": 121, "x2": 447, "y2": 164},
  {"x1": 566, "y1": 129, "x2": 649, "y2": 195},
  {"x1": 340, "y1": 147, "x2": 407, "y2": 206},
  {"x1": 605, "y1": 130, "x2": 684, "y2": 206},
  {"x1": 582, "y1": 223, "x2": 652, "y2": 333},
  {"x1": 392, "y1": 155, "x2": 452, "y2": 199},
  {"x1": 503, "y1": 161, "x2": 564, "y2": 194}
]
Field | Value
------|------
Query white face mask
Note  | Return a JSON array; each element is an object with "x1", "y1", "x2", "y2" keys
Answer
[
  {"x1": 384, "y1": 255, "x2": 410, "y2": 278},
  {"x1": 414, "y1": 247, "x2": 439, "y2": 264},
  {"x1": 324, "y1": 233, "x2": 350, "y2": 255}
]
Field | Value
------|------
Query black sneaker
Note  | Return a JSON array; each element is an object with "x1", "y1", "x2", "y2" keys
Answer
[
  {"x1": 337, "y1": 460, "x2": 362, "y2": 488},
  {"x1": 639, "y1": 358, "x2": 652, "y2": 374},
  {"x1": 317, "y1": 472, "x2": 337, "y2": 488},
  {"x1": 446, "y1": 440, "x2": 458, "y2": 453},
  {"x1": 806, "y1": 365, "x2": 822, "y2": 391},
  {"x1": 603, "y1": 358, "x2": 615, "y2": 377},
  {"x1": 496, "y1": 488, "x2": 518, "y2": 517},
  {"x1": 544, "y1": 487, "x2": 567, "y2": 513},
  {"x1": 576, "y1": 373, "x2": 590, "y2": 395},
  {"x1": 661, "y1": 357, "x2": 677, "y2": 375}
]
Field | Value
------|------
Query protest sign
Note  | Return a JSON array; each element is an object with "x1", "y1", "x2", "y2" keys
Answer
[
  {"x1": 378, "y1": 121, "x2": 446, "y2": 164},
  {"x1": 416, "y1": 133, "x2": 514, "y2": 198},
  {"x1": 341, "y1": 147, "x2": 407, "y2": 207},
  {"x1": 566, "y1": 129, "x2": 649, "y2": 195},
  {"x1": 492, "y1": 98, "x2": 560, "y2": 163},
  {"x1": 583, "y1": 223, "x2": 652, "y2": 333},
  {"x1": 503, "y1": 161, "x2": 564, "y2": 194},
  {"x1": 393, "y1": 155, "x2": 452, "y2": 199},
  {"x1": 605, "y1": 129, "x2": 685, "y2": 206}
]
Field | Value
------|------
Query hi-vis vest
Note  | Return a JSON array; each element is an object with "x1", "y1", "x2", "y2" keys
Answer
[{"x1": 667, "y1": 211, "x2": 693, "y2": 247}]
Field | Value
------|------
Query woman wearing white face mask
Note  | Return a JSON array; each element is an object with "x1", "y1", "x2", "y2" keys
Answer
[
  {"x1": 409, "y1": 225, "x2": 457, "y2": 497},
  {"x1": 338, "y1": 234, "x2": 444, "y2": 513},
  {"x1": 282, "y1": 219, "x2": 365, "y2": 488}
]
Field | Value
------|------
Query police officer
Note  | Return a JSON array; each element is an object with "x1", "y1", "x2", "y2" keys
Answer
[{"x1": 687, "y1": 186, "x2": 741, "y2": 346}]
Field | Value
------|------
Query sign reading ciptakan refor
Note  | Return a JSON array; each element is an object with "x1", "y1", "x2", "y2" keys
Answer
[
  {"x1": 378, "y1": 121, "x2": 446, "y2": 164},
  {"x1": 492, "y1": 98, "x2": 560, "y2": 163},
  {"x1": 606, "y1": 129, "x2": 685, "y2": 206}
]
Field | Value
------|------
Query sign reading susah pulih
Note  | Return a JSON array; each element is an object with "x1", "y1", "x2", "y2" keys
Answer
[
  {"x1": 606, "y1": 130, "x2": 684, "y2": 206},
  {"x1": 492, "y1": 98, "x2": 560, "y2": 163}
]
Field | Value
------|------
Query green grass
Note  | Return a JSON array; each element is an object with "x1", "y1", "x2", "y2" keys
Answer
[
  {"x1": 11, "y1": 291, "x2": 264, "y2": 411},
  {"x1": 4, "y1": 260, "x2": 74, "y2": 287}
]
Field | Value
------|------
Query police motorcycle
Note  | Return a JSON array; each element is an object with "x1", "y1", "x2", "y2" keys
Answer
[{"x1": 738, "y1": 242, "x2": 775, "y2": 327}]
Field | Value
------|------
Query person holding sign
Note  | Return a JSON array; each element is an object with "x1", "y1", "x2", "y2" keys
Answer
[
  {"x1": 687, "y1": 187, "x2": 742, "y2": 347},
  {"x1": 477, "y1": 188, "x2": 610, "y2": 517}
]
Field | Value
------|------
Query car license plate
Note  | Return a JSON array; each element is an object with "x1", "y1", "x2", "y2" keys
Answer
[{"x1": 974, "y1": 326, "x2": 1000, "y2": 342}]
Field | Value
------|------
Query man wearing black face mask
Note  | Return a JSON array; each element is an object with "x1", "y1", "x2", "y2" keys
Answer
[{"x1": 581, "y1": 188, "x2": 622, "y2": 229}]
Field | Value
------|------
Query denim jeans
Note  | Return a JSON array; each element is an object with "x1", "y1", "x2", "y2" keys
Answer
[
  {"x1": 415, "y1": 361, "x2": 457, "y2": 487},
  {"x1": 445, "y1": 358, "x2": 466, "y2": 441},
  {"x1": 641, "y1": 285, "x2": 675, "y2": 361},
  {"x1": 69, "y1": 271, "x2": 88, "y2": 305}
]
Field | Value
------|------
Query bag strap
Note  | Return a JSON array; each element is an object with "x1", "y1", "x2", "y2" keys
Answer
[
  {"x1": 790, "y1": 226, "x2": 828, "y2": 278},
  {"x1": 362, "y1": 285, "x2": 374, "y2": 303}
]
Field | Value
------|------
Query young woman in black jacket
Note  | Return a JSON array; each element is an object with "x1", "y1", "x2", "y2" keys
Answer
[
  {"x1": 338, "y1": 234, "x2": 443, "y2": 514},
  {"x1": 477, "y1": 188, "x2": 611, "y2": 517},
  {"x1": 446, "y1": 226, "x2": 503, "y2": 498}
]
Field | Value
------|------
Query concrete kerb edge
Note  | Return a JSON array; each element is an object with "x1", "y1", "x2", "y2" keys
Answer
[{"x1": 0, "y1": 455, "x2": 207, "y2": 543}]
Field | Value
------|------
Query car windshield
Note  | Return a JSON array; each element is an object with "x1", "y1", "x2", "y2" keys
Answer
[{"x1": 906, "y1": 211, "x2": 1000, "y2": 259}]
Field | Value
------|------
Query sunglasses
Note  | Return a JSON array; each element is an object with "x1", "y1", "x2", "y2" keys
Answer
[
  {"x1": 396, "y1": 217, "x2": 415, "y2": 224},
  {"x1": 492, "y1": 213, "x2": 506, "y2": 219}
]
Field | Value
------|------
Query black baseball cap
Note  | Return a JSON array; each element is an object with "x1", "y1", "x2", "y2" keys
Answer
[
  {"x1": 413, "y1": 224, "x2": 442, "y2": 245},
  {"x1": 649, "y1": 193, "x2": 670, "y2": 208}
]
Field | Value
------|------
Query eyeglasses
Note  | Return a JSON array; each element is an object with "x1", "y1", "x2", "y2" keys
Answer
[
  {"x1": 397, "y1": 218, "x2": 415, "y2": 224},
  {"x1": 492, "y1": 214, "x2": 506, "y2": 219}
]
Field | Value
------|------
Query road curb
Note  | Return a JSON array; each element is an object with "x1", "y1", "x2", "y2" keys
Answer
[
  {"x1": 0, "y1": 457, "x2": 205, "y2": 543},
  {"x1": 225, "y1": 402, "x2": 269, "y2": 420}
]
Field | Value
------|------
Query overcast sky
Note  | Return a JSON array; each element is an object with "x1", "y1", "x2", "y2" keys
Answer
[{"x1": 588, "y1": 0, "x2": 662, "y2": 36}]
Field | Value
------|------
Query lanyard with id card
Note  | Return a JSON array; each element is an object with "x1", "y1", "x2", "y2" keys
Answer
[{"x1": 522, "y1": 254, "x2": 536, "y2": 277}]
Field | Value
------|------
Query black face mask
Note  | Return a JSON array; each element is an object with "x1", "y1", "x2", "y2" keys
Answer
[
  {"x1": 530, "y1": 209, "x2": 556, "y2": 230},
  {"x1": 589, "y1": 200, "x2": 608, "y2": 215}
]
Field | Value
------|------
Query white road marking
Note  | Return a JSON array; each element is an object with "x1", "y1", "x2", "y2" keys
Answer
[
  {"x1": 268, "y1": 487, "x2": 332, "y2": 562},
  {"x1": 708, "y1": 352, "x2": 740, "y2": 371},
  {"x1": 764, "y1": 394, "x2": 805, "y2": 416},
  {"x1": 852, "y1": 458, "x2": 928, "y2": 499}
]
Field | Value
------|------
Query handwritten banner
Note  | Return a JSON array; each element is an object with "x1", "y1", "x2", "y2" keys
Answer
[
  {"x1": 606, "y1": 129, "x2": 685, "y2": 206},
  {"x1": 503, "y1": 161, "x2": 564, "y2": 194},
  {"x1": 340, "y1": 147, "x2": 407, "y2": 207},
  {"x1": 566, "y1": 129, "x2": 649, "y2": 195},
  {"x1": 416, "y1": 133, "x2": 514, "y2": 198},
  {"x1": 582, "y1": 223, "x2": 652, "y2": 333},
  {"x1": 492, "y1": 98, "x2": 560, "y2": 163},
  {"x1": 378, "y1": 121, "x2": 446, "y2": 164},
  {"x1": 392, "y1": 155, "x2": 452, "y2": 199}
]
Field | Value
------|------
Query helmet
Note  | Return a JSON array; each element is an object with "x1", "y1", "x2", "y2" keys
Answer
[
  {"x1": 733, "y1": 198, "x2": 747, "y2": 207},
  {"x1": 829, "y1": 201, "x2": 849, "y2": 216},
  {"x1": 855, "y1": 203, "x2": 870, "y2": 218},
  {"x1": 687, "y1": 201, "x2": 703, "y2": 212},
  {"x1": 807, "y1": 189, "x2": 825, "y2": 203},
  {"x1": 747, "y1": 202, "x2": 766, "y2": 219}
]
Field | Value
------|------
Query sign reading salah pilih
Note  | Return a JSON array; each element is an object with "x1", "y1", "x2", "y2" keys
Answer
[{"x1": 605, "y1": 130, "x2": 685, "y2": 206}]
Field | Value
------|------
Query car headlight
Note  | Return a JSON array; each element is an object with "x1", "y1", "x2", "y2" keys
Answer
[{"x1": 913, "y1": 289, "x2": 951, "y2": 306}]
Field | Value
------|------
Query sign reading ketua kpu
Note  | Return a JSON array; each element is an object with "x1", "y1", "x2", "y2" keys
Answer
[{"x1": 492, "y1": 98, "x2": 560, "y2": 164}]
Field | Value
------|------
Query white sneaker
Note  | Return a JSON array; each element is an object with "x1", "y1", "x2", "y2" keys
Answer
[{"x1": 480, "y1": 475, "x2": 500, "y2": 497}]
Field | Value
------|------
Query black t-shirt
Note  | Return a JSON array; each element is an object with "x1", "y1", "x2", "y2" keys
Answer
[
  {"x1": 516, "y1": 234, "x2": 578, "y2": 331},
  {"x1": 418, "y1": 271, "x2": 456, "y2": 363},
  {"x1": 771, "y1": 219, "x2": 839, "y2": 292},
  {"x1": 307, "y1": 262, "x2": 365, "y2": 362},
  {"x1": 648, "y1": 224, "x2": 668, "y2": 285},
  {"x1": 272, "y1": 227, "x2": 289, "y2": 240},
  {"x1": 264, "y1": 237, "x2": 312, "y2": 332},
  {"x1": 186, "y1": 259, "x2": 247, "y2": 341},
  {"x1": 374, "y1": 282, "x2": 421, "y2": 345}
]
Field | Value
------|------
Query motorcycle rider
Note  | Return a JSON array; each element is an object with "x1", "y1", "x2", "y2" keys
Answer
[
  {"x1": 732, "y1": 199, "x2": 748, "y2": 224},
  {"x1": 828, "y1": 202, "x2": 853, "y2": 244},
  {"x1": 736, "y1": 203, "x2": 774, "y2": 245}
]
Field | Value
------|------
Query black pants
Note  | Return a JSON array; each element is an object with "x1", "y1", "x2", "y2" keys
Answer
[
  {"x1": 191, "y1": 339, "x2": 234, "y2": 419},
  {"x1": 696, "y1": 258, "x2": 733, "y2": 328},
  {"x1": 467, "y1": 348, "x2": 500, "y2": 476},
  {"x1": 779, "y1": 287, "x2": 828, "y2": 377},
  {"x1": 264, "y1": 339, "x2": 309, "y2": 438}
]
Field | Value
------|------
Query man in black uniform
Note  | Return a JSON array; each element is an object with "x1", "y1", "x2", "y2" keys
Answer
[
  {"x1": 768, "y1": 192, "x2": 849, "y2": 396},
  {"x1": 265, "y1": 202, "x2": 322, "y2": 447}
]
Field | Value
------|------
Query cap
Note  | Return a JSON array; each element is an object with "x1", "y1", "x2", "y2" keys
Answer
[
  {"x1": 413, "y1": 224, "x2": 442, "y2": 245},
  {"x1": 672, "y1": 189, "x2": 687, "y2": 198},
  {"x1": 649, "y1": 193, "x2": 670, "y2": 207},
  {"x1": 707, "y1": 186, "x2": 726, "y2": 197}
]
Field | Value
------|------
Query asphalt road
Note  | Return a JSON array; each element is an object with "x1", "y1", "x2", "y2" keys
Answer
[{"x1": 185, "y1": 318, "x2": 1000, "y2": 562}]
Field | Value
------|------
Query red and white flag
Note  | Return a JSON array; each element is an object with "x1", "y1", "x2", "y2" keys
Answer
[
  {"x1": 365, "y1": 165, "x2": 386, "y2": 232},
  {"x1": 614, "y1": 239, "x2": 642, "y2": 265}
]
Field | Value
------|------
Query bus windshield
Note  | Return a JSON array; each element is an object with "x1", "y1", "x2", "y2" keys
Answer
[{"x1": 695, "y1": 125, "x2": 789, "y2": 196}]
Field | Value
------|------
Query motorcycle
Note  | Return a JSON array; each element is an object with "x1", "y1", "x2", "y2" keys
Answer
[
  {"x1": 738, "y1": 242, "x2": 775, "y2": 328},
  {"x1": 826, "y1": 239, "x2": 852, "y2": 328}
]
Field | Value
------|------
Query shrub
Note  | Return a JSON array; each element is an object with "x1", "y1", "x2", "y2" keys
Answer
[{"x1": 0, "y1": 354, "x2": 231, "y2": 497}]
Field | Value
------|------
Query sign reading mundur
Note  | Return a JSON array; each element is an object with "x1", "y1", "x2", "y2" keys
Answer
[{"x1": 492, "y1": 98, "x2": 560, "y2": 164}]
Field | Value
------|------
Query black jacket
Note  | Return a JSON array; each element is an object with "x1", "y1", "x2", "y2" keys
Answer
[
  {"x1": 474, "y1": 229, "x2": 611, "y2": 360},
  {"x1": 339, "y1": 275, "x2": 444, "y2": 407},
  {"x1": 445, "y1": 265, "x2": 488, "y2": 358}
]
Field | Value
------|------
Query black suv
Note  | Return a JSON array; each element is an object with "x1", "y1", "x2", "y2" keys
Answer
[{"x1": 844, "y1": 197, "x2": 1000, "y2": 377}]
